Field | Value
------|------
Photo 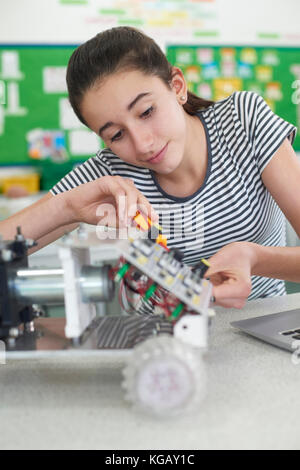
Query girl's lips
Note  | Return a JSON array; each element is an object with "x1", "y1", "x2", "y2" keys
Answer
[{"x1": 147, "y1": 143, "x2": 168, "y2": 164}]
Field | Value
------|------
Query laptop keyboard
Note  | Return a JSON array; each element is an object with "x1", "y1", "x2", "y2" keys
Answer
[{"x1": 280, "y1": 328, "x2": 300, "y2": 340}]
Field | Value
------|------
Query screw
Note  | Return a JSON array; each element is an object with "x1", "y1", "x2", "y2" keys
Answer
[
  {"x1": 1, "y1": 249, "x2": 13, "y2": 262},
  {"x1": 62, "y1": 232, "x2": 72, "y2": 244},
  {"x1": 32, "y1": 304, "x2": 45, "y2": 317},
  {"x1": 25, "y1": 239, "x2": 38, "y2": 249},
  {"x1": 9, "y1": 327, "x2": 19, "y2": 338},
  {"x1": 77, "y1": 224, "x2": 88, "y2": 240},
  {"x1": 24, "y1": 321, "x2": 35, "y2": 333},
  {"x1": 15, "y1": 226, "x2": 25, "y2": 241}
]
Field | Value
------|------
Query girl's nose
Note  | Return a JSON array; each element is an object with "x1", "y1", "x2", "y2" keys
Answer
[{"x1": 131, "y1": 126, "x2": 154, "y2": 155}]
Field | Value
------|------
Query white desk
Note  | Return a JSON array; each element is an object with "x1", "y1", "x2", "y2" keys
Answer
[{"x1": 1, "y1": 293, "x2": 300, "y2": 450}]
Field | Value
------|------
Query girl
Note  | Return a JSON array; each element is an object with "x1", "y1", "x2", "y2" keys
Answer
[{"x1": 2, "y1": 26, "x2": 299, "y2": 308}]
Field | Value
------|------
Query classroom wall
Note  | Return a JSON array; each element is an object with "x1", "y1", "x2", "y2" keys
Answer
[
  {"x1": 1, "y1": 0, "x2": 300, "y2": 47},
  {"x1": 0, "y1": 0, "x2": 299, "y2": 192}
]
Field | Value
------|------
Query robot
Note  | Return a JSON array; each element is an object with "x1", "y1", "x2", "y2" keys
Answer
[{"x1": 0, "y1": 213, "x2": 214, "y2": 416}]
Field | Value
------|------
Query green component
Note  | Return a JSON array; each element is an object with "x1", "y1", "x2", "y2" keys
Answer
[
  {"x1": 143, "y1": 283, "x2": 157, "y2": 301},
  {"x1": 115, "y1": 263, "x2": 130, "y2": 282},
  {"x1": 169, "y1": 303, "x2": 185, "y2": 321}
]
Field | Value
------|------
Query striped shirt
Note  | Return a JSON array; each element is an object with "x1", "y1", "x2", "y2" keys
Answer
[{"x1": 51, "y1": 91, "x2": 297, "y2": 300}]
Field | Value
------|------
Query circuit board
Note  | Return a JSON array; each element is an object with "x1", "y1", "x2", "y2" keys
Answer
[{"x1": 118, "y1": 237, "x2": 212, "y2": 317}]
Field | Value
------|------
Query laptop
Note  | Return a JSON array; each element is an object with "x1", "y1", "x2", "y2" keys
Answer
[{"x1": 231, "y1": 308, "x2": 300, "y2": 352}]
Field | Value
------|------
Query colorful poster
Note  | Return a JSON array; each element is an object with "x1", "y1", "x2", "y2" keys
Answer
[{"x1": 167, "y1": 45, "x2": 300, "y2": 149}]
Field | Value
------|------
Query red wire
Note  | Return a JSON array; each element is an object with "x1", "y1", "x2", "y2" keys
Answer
[{"x1": 115, "y1": 259, "x2": 187, "y2": 320}]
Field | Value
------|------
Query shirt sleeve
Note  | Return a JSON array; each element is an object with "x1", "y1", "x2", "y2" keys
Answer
[
  {"x1": 50, "y1": 151, "x2": 113, "y2": 195},
  {"x1": 233, "y1": 91, "x2": 297, "y2": 174}
]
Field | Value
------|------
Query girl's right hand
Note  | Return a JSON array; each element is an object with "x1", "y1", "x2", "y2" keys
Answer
[
  {"x1": 63, "y1": 176, "x2": 159, "y2": 228},
  {"x1": 204, "y1": 242, "x2": 254, "y2": 309}
]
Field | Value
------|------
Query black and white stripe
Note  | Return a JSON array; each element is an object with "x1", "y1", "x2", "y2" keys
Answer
[
  {"x1": 89, "y1": 315, "x2": 173, "y2": 349},
  {"x1": 51, "y1": 91, "x2": 297, "y2": 300}
]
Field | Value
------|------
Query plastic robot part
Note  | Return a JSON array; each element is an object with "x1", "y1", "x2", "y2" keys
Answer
[
  {"x1": 122, "y1": 335, "x2": 207, "y2": 417},
  {"x1": 155, "y1": 233, "x2": 168, "y2": 249},
  {"x1": 133, "y1": 211, "x2": 168, "y2": 249},
  {"x1": 173, "y1": 314, "x2": 209, "y2": 348},
  {"x1": 133, "y1": 211, "x2": 152, "y2": 232},
  {"x1": 58, "y1": 243, "x2": 97, "y2": 340},
  {"x1": 193, "y1": 258, "x2": 210, "y2": 277}
]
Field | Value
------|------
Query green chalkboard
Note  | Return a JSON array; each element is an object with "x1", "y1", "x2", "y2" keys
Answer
[
  {"x1": 0, "y1": 45, "x2": 102, "y2": 190},
  {"x1": 0, "y1": 44, "x2": 299, "y2": 192},
  {"x1": 167, "y1": 45, "x2": 300, "y2": 150}
]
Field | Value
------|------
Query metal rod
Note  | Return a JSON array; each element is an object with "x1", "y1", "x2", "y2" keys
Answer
[{"x1": 11, "y1": 266, "x2": 114, "y2": 305}]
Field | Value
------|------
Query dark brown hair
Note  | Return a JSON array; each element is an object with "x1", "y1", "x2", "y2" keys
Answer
[{"x1": 66, "y1": 26, "x2": 214, "y2": 125}]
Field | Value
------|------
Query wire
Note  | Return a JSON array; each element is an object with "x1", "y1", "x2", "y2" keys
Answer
[{"x1": 114, "y1": 256, "x2": 188, "y2": 321}]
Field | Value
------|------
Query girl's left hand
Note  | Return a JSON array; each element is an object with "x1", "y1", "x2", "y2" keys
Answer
[{"x1": 204, "y1": 242, "x2": 255, "y2": 309}]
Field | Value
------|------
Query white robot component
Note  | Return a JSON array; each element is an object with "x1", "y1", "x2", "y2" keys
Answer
[
  {"x1": 122, "y1": 335, "x2": 207, "y2": 417},
  {"x1": 174, "y1": 313, "x2": 214, "y2": 348},
  {"x1": 2, "y1": 225, "x2": 214, "y2": 417},
  {"x1": 59, "y1": 241, "x2": 96, "y2": 341},
  {"x1": 57, "y1": 229, "x2": 119, "y2": 342}
]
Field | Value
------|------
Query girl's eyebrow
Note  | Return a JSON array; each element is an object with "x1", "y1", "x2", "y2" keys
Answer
[
  {"x1": 127, "y1": 92, "x2": 151, "y2": 110},
  {"x1": 99, "y1": 121, "x2": 114, "y2": 137},
  {"x1": 98, "y1": 92, "x2": 151, "y2": 136}
]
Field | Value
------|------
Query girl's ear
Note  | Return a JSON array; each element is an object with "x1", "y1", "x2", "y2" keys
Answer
[{"x1": 170, "y1": 67, "x2": 188, "y2": 105}]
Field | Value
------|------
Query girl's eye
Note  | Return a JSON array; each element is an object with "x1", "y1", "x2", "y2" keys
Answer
[
  {"x1": 110, "y1": 107, "x2": 154, "y2": 143},
  {"x1": 141, "y1": 106, "x2": 154, "y2": 118},
  {"x1": 111, "y1": 130, "x2": 123, "y2": 143}
]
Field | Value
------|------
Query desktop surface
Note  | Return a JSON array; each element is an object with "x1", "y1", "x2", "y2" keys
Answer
[{"x1": 1, "y1": 293, "x2": 300, "y2": 450}]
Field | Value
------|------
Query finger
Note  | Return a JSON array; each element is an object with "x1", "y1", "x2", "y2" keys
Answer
[
  {"x1": 99, "y1": 176, "x2": 158, "y2": 227},
  {"x1": 95, "y1": 201, "x2": 118, "y2": 227},
  {"x1": 123, "y1": 184, "x2": 141, "y2": 225},
  {"x1": 137, "y1": 194, "x2": 159, "y2": 223},
  {"x1": 103, "y1": 179, "x2": 127, "y2": 227},
  {"x1": 211, "y1": 282, "x2": 250, "y2": 309},
  {"x1": 111, "y1": 177, "x2": 138, "y2": 225},
  {"x1": 119, "y1": 178, "x2": 158, "y2": 225},
  {"x1": 213, "y1": 280, "x2": 250, "y2": 299},
  {"x1": 205, "y1": 271, "x2": 225, "y2": 286},
  {"x1": 213, "y1": 296, "x2": 247, "y2": 309},
  {"x1": 110, "y1": 179, "x2": 144, "y2": 227},
  {"x1": 122, "y1": 178, "x2": 158, "y2": 220}
]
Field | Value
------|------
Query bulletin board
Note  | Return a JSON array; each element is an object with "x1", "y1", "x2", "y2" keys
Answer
[
  {"x1": 0, "y1": 44, "x2": 300, "y2": 192},
  {"x1": 167, "y1": 45, "x2": 300, "y2": 150},
  {"x1": 0, "y1": 45, "x2": 102, "y2": 189}
]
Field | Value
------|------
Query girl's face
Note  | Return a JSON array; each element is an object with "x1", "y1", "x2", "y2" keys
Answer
[{"x1": 80, "y1": 69, "x2": 188, "y2": 175}]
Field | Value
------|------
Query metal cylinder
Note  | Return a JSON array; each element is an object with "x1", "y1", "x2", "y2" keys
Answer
[
  {"x1": 12, "y1": 268, "x2": 65, "y2": 304},
  {"x1": 11, "y1": 265, "x2": 114, "y2": 305},
  {"x1": 79, "y1": 265, "x2": 114, "y2": 303}
]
